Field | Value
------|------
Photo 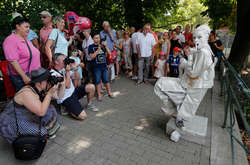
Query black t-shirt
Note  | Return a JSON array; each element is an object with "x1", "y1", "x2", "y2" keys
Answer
[
  {"x1": 208, "y1": 40, "x2": 222, "y2": 57},
  {"x1": 170, "y1": 39, "x2": 183, "y2": 54},
  {"x1": 88, "y1": 44, "x2": 107, "y2": 69}
]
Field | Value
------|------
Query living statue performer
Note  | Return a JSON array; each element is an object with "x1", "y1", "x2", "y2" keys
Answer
[{"x1": 154, "y1": 25, "x2": 215, "y2": 128}]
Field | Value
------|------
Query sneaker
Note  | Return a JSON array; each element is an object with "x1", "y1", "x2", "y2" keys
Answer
[
  {"x1": 60, "y1": 106, "x2": 69, "y2": 116},
  {"x1": 49, "y1": 134, "x2": 56, "y2": 139},
  {"x1": 108, "y1": 93, "x2": 115, "y2": 99},
  {"x1": 87, "y1": 104, "x2": 99, "y2": 112},
  {"x1": 136, "y1": 81, "x2": 143, "y2": 86},
  {"x1": 131, "y1": 76, "x2": 138, "y2": 80}
]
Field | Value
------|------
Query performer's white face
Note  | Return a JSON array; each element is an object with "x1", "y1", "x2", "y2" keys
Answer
[{"x1": 194, "y1": 31, "x2": 207, "y2": 50}]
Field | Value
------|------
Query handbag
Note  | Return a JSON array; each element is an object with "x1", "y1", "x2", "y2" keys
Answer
[
  {"x1": 107, "y1": 50, "x2": 117, "y2": 64},
  {"x1": 12, "y1": 94, "x2": 47, "y2": 160}
]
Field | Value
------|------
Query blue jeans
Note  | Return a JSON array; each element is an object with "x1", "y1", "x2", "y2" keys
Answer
[
  {"x1": 9, "y1": 73, "x2": 30, "y2": 92},
  {"x1": 93, "y1": 67, "x2": 109, "y2": 85}
]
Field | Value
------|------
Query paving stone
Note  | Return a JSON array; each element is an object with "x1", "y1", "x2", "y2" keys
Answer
[{"x1": 0, "y1": 74, "x2": 246, "y2": 165}]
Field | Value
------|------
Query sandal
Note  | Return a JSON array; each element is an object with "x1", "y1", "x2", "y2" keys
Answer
[{"x1": 97, "y1": 97, "x2": 103, "y2": 102}]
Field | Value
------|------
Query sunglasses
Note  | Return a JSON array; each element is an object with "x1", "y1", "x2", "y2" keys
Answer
[{"x1": 40, "y1": 16, "x2": 47, "y2": 19}]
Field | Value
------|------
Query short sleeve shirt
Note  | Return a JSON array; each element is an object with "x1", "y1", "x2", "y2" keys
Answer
[
  {"x1": 136, "y1": 33, "x2": 156, "y2": 57},
  {"x1": 3, "y1": 33, "x2": 41, "y2": 75},
  {"x1": 208, "y1": 40, "x2": 223, "y2": 57},
  {"x1": 82, "y1": 36, "x2": 94, "y2": 61},
  {"x1": 131, "y1": 32, "x2": 139, "y2": 54},
  {"x1": 167, "y1": 54, "x2": 180, "y2": 74},
  {"x1": 40, "y1": 25, "x2": 53, "y2": 46},
  {"x1": 100, "y1": 30, "x2": 117, "y2": 51},
  {"x1": 27, "y1": 29, "x2": 38, "y2": 42},
  {"x1": 48, "y1": 29, "x2": 69, "y2": 56},
  {"x1": 50, "y1": 69, "x2": 75, "y2": 104},
  {"x1": 88, "y1": 44, "x2": 107, "y2": 69}
]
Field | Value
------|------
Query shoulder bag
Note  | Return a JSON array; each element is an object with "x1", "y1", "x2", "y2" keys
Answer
[{"x1": 12, "y1": 87, "x2": 47, "y2": 160}]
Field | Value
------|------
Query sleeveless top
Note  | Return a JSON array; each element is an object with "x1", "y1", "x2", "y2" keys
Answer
[
  {"x1": 154, "y1": 59, "x2": 166, "y2": 78},
  {"x1": 0, "y1": 89, "x2": 58, "y2": 143},
  {"x1": 123, "y1": 38, "x2": 131, "y2": 56},
  {"x1": 161, "y1": 40, "x2": 169, "y2": 55}
]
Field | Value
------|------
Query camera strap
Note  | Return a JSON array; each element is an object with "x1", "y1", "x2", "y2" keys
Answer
[{"x1": 52, "y1": 68, "x2": 64, "y2": 77}]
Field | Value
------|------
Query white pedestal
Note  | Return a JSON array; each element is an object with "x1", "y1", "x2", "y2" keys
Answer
[{"x1": 166, "y1": 115, "x2": 208, "y2": 145}]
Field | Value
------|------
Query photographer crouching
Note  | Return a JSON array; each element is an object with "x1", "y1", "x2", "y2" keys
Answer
[
  {"x1": 0, "y1": 67, "x2": 60, "y2": 143},
  {"x1": 50, "y1": 53, "x2": 98, "y2": 120}
]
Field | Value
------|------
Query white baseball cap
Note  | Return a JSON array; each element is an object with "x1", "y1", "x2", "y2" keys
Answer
[
  {"x1": 12, "y1": 12, "x2": 23, "y2": 19},
  {"x1": 39, "y1": 11, "x2": 52, "y2": 17}
]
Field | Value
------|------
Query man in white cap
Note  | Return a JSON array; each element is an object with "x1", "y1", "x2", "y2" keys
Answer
[
  {"x1": 154, "y1": 25, "x2": 214, "y2": 128},
  {"x1": 39, "y1": 11, "x2": 53, "y2": 68}
]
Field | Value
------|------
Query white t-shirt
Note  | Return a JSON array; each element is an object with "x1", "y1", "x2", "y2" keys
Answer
[
  {"x1": 50, "y1": 69, "x2": 75, "y2": 104},
  {"x1": 131, "y1": 32, "x2": 139, "y2": 54},
  {"x1": 177, "y1": 33, "x2": 185, "y2": 43},
  {"x1": 136, "y1": 32, "x2": 156, "y2": 57},
  {"x1": 82, "y1": 36, "x2": 94, "y2": 61}
]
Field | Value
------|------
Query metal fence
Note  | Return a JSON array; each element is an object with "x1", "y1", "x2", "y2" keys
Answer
[{"x1": 220, "y1": 54, "x2": 250, "y2": 165}]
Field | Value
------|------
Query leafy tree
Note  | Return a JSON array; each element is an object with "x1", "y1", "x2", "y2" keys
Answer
[
  {"x1": 201, "y1": 0, "x2": 249, "y2": 71},
  {"x1": 0, "y1": 0, "x2": 62, "y2": 59},
  {"x1": 124, "y1": 0, "x2": 179, "y2": 29},
  {"x1": 151, "y1": 0, "x2": 209, "y2": 30},
  {"x1": 200, "y1": 0, "x2": 237, "y2": 31},
  {"x1": 0, "y1": 0, "x2": 61, "y2": 42},
  {"x1": 53, "y1": 0, "x2": 127, "y2": 31}
]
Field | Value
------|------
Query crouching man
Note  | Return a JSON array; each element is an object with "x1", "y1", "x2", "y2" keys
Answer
[
  {"x1": 51, "y1": 53, "x2": 98, "y2": 120},
  {"x1": 154, "y1": 25, "x2": 215, "y2": 128}
]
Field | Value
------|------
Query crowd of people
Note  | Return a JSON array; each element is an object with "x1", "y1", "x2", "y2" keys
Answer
[{"x1": 0, "y1": 10, "x2": 224, "y2": 146}]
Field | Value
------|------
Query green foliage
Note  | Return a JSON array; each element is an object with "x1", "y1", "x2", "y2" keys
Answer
[
  {"x1": 53, "y1": 0, "x2": 179, "y2": 31},
  {"x1": 200, "y1": 0, "x2": 237, "y2": 31},
  {"x1": 0, "y1": 0, "x2": 62, "y2": 43},
  {"x1": 152, "y1": 0, "x2": 209, "y2": 30},
  {"x1": 53, "y1": 0, "x2": 126, "y2": 32}
]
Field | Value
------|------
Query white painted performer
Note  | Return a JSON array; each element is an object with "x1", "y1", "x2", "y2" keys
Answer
[{"x1": 154, "y1": 25, "x2": 215, "y2": 128}]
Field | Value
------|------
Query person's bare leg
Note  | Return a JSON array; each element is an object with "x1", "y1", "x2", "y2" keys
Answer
[
  {"x1": 96, "y1": 84, "x2": 102, "y2": 100},
  {"x1": 85, "y1": 83, "x2": 95, "y2": 104},
  {"x1": 77, "y1": 78, "x2": 81, "y2": 87},
  {"x1": 105, "y1": 83, "x2": 112, "y2": 96},
  {"x1": 70, "y1": 110, "x2": 87, "y2": 120},
  {"x1": 115, "y1": 61, "x2": 120, "y2": 76}
]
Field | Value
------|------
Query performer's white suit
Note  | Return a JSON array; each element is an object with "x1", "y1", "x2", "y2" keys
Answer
[{"x1": 154, "y1": 25, "x2": 215, "y2": 121}]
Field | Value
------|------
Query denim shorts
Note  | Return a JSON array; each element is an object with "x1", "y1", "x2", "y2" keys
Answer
[
  {"x1": 9, "y1": 72, "x2": 30, "y2": 92},
  {"x1": 93, "y1": 67, "x2": 109, "y2": 85}
]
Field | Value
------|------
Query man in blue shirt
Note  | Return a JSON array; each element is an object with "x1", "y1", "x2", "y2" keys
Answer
[{"x1": 100, "y1": 21, "x2": 117, "y2": 51}]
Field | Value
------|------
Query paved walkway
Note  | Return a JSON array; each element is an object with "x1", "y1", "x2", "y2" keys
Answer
[{"x1": 0, "y1": 75, "x2": 248, "y2": 165}]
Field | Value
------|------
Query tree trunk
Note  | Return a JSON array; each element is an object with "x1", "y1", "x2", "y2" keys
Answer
[{"x1": 228, "y1": 0, "x2": 250, "y2": 71}]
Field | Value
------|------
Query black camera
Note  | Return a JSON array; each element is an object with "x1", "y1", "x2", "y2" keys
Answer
[
  {"x1": 47, "y1": 75, "x2": 64, "y2": 86},
  {"x1": 100, "y1": 36, "x2": 106, "y2": 43},
  {"x1": 64, "y1": 57, "x2": 75, "y2": 65}
]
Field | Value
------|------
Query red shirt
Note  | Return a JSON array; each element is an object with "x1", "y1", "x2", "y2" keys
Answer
[{"x1": 184, "y1": 32, "x2": 193, "y2": 47}]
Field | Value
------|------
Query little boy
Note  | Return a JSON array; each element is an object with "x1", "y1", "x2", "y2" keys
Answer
[{"x1": 166, "y1": 47, "x2": 181, "y2": 78}]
